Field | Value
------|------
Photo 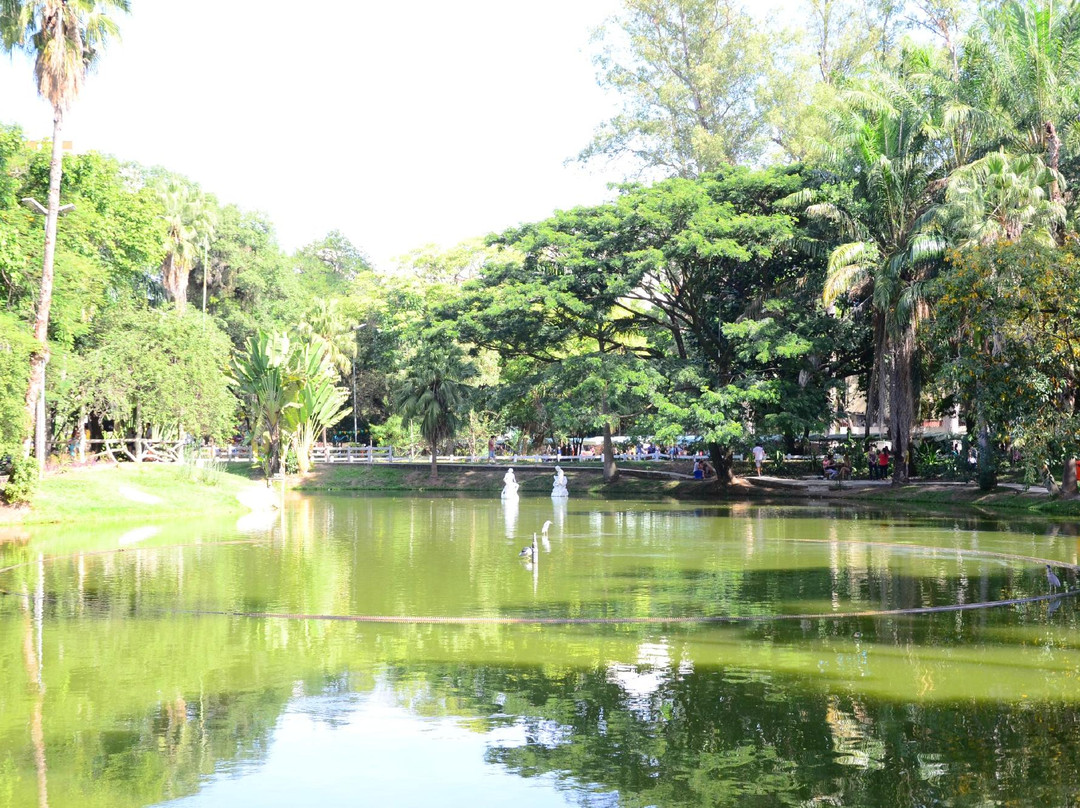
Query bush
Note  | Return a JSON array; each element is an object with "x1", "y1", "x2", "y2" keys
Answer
[{"x1": 3, "y1": 456, "x2": 38, "y2": 506}]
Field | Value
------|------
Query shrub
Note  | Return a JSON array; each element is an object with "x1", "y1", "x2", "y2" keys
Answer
[{"x1": 3, "y1": 456, "x2": 38, "y2": 506}]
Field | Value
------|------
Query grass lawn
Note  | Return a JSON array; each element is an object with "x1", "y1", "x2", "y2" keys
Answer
[{"x1": 8, "y1": 462, "x2": 259, "y2": 525}]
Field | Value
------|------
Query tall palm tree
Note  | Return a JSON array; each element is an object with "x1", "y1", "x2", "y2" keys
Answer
[
  {"x1": 806, "y1": 48, "x2": 955, "y2": 483},
  {"x1": 395, "y1": 349, "x2": 470, "y2": 478},
  {"x1": 1, "y1": 0, "x2": 128, "y2": 460},
  {"x1": 968, "y1": 0, "x2": 1080, "y2": 201},
  {"x1": 159, "y1": 181, "x2": 217, "y2": 312},
  {"x1": 295, "y1": 298, "x2": 356, "y2": 377}
]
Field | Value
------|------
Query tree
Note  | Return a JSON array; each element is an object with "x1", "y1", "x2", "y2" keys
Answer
[
  {"x1": 159, "y1": 180, "x2": 217, "y2": 312},
  {"x1": 394, "y1": 347, "x2": 471, "y2": 478},
  {"x1": 804, "y1": 47, "x2": 956, "y2": 483},
  {"x1": 233, "y1": 332, "x2": 300, "y2": 482},
  {"x1": 295, "y1": 298, "x2": 356, "y2": 377},
  {"x1": 281, "y1": 340, "x2": 350, "y2": 476},
  {"x1": 928, "y1": 237, "x2": 1080, "y2": 489},
  {"x1": 967, "y1": 0, "x2": 1080, "y2": 202},
  {"x1": 931, "y1": 149, "x2": 1065, "y2": 246},
  {"x1": 581, "y1": 0, "x2": 777, "y2": 177},
  {"x1": 454, "y1": 166, "x2": 833, "y2": 483},
  {"x1": 0, "y1": 0, "x2": 129, "y2": 463},
  {"x1": 67, "y1": 307, "x2": 236, "y2": 454}
]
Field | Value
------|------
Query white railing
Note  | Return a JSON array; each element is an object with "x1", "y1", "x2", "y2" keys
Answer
[{"x1": 311, "y1": 445, "x2": 394, "y2": 464}]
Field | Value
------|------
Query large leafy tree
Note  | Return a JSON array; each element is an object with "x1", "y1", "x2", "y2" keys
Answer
[
  {"x1": 455, "y1": 166, "x2": 833, "y2": 483},
  {"x1": 928, "y1": 237, "x2": 1080, "y2": 487},
  {"x1": 64, "y1": 307, "x2": 235, "y2": 453},
  {"x1": 0, "y1": 0, "x2": 129, "y2": 462}
]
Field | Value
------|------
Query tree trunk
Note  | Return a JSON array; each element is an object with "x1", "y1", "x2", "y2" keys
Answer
[
  {"x1": 22, "y1": 107, "x2": 65, "y2": 467},
  {"x1": 1062, "y1": 458, "x2": 1077, "y2": 497},
  {"x1": 135, "y1": 404, "x2": 144, "y2": 463},
  {"x1": 1046, "y1": 120, "x2": 1063, "y2": 200},
  {"x1": 889, "y1": 325, "x2": 916, "y2": 485},
  {"x1": 976, "y1": 418, "x2": 996, "y2": 491},
  {"x1": 430, "y1": 446, "x2": 438, "y2": 478},
  {"x1": 708, "y1": 442, "x2": 735, "y2": 485},
  {"x1": 602, "y1": 422, "x2": 618, "y2": 482}
]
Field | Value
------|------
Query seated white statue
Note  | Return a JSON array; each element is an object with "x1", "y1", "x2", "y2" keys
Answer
[{"x1": 551, "y1": 465, "x2": 569, "y2": 498}]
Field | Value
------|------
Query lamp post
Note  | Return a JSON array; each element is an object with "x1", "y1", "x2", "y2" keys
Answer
[{"x1": 20, "y1": 197, "x2": 75, "y2": 476}]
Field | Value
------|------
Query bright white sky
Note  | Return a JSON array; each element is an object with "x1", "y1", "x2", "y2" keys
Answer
[{"x1": 0, "y1": 0, "x2": 791, "y2": 270}]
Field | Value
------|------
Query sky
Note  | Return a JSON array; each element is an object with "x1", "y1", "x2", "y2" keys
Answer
[{"x1": 0, "y1": 0, "x2": 790, "y2": 270}]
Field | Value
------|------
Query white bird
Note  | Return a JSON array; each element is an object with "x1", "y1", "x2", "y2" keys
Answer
[{"x1": 541, "y1": 520, "x2": 552, "y2": 537}]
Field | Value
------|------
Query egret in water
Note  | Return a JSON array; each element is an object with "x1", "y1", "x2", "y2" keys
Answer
[
  {"x1": 1047, "y1": 565, "x2": 1062, "y2": 593},
  {"x1": 540, "y1": 520, "x2": 553, "y2": 552},
  {"x1": 519, "y1": 533, "x2": 538, "y2": 560}
]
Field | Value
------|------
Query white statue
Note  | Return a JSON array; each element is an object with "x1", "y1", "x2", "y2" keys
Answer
[
  {"x1": 502, "y1": 467, "x2": 519, "y2": 499},
  {"x1": 551, "y1": 465, "x2": 569, "y2": 498}
]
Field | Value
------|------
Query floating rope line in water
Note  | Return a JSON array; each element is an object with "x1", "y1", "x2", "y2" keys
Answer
[
  {"x1": 172, "y1": 589, "x2": 1080, "y2": 625},
  {"x1": 0, "y1": 538, "x2": 1077, "y2": 623}
]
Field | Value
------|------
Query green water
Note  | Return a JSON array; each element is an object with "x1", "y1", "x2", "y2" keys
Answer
[{"x1": 1, "y1": 494, "x2": 1078, "y2": 807}]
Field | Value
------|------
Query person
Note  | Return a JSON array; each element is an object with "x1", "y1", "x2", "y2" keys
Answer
[
  {"x1": 692, "y1": 460, "x2": 705, "y2": 480},
  {"x1": 752, "y1": 442, "x2": 766, "y2": 476},
  {"x1": 867, "y1": 445, "x2": 878, "y2": 479},
  {"x1": 840, "y1": 455, "x2": 852, "y2": 480},
  {"x1": 487, "y1": 436, "x2": 496, "y2": 463},
  {"x1": 878, "y1": 447, "x2": 890, "y2": 479},
  {"x1": 823, "y1": 454, "x2": 839, "y2": 480}
]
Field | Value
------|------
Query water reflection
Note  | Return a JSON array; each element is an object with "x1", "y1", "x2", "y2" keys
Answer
[{"x1": 0, "y1": 496, "x2": 1078, "y2": 807}]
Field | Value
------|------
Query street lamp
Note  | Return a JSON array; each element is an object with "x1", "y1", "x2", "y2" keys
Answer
[{"x1": 20, "y1": 197, "x2": 75, "y2": 476}]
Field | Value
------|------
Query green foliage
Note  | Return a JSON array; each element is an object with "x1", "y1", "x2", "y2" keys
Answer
[
  {"x1": 65, "y1": 307, "x2": 236, "y2": 441},
  {"x1": 233, "y1": 331, "x2": 351, "y2": 479},
  {"x1": 281, "y1": 340, "x2": 351, "y2": 475},
  {"x1": 0, "y1": 311, "x2": 33, "y2": 457},
  {"x1": 583, "y1": 0, "x2": 778, "y2": 175},
  {"x1": 2, "y1": 454, "x2": 37, "y2": 505},
  {"x1": 928, "y1": 236, "x2": 1080, "y2": 483},
  {"x1": 394, "y1": 346, "x2": 472, "y2": 474}
]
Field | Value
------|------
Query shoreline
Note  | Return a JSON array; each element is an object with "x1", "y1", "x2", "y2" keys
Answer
[{"x1": 3, "y1": 461, "x2": 1079, "y2": 528}]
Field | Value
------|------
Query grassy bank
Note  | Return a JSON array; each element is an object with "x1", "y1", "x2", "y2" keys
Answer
[
  {"x1": 842, "y1": 483, "x2": 1080, "y2": 517},
  {"x1": 9, "y1": 462, "x2": 1077, "y2": 527},
  {"x1": 294, "y1": 463, "x2": 1080, "y2": 517},
  {"x1": 4, "y1": 462, "x2": 257, "y2": 525},
  {"x1": 296, "y1": 462, "x2": 752, "y2": 500}
]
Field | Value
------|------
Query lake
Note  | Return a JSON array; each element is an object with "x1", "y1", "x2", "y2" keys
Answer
[{"x1": 1, "y1": 493, "x2": 1078, "y2": 807}]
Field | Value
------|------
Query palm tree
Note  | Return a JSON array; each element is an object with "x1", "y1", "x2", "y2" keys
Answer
[
  {"x1": 932, "y1": 149, "x2": 1065, "y2": 247},
  {"x1": 1, "y1": 0, "x2": 128, "y2": 459},
  {"x1": 968, "y1": 0, "x2": 1080, "y2": 202},
  {"x1": 295, "y1": 298, "x2": 356, "y2": 377},
  {"x1": 282, "y1": 341, "x2": 351, "y2": 476},
  {"x1": 233, "y1": 332, "x2": 300, "y2": 483},
  {"x1": 806, "y1": 48, "x2": 954, "y2": 483},
  {"x1": 159, "y1": 181, "x2": 217, "y2": 312},
  {"x1": 395, "y1": 349, "x2": 470, "y2": 478}
]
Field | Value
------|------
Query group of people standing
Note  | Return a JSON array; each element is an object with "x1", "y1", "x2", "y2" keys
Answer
[{"x1": 867, "y1": 445, "x2": 891, "y2": 479}]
